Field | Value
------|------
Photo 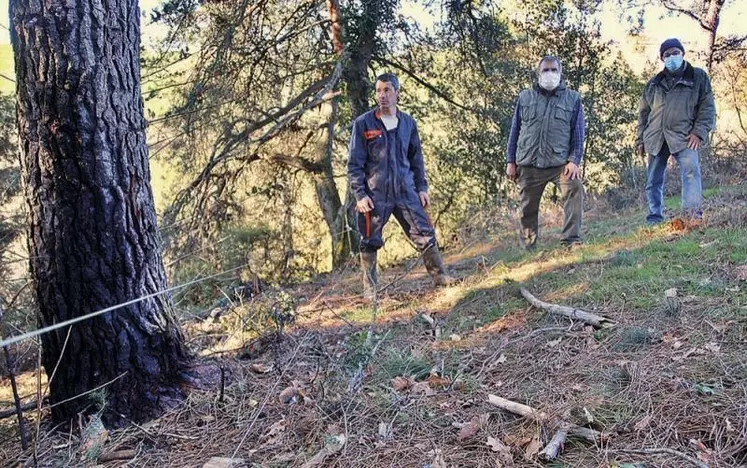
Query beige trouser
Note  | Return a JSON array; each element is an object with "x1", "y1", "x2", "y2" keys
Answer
[{"x1": 517, "y1": 165, "x2": 584, "y2": 248}]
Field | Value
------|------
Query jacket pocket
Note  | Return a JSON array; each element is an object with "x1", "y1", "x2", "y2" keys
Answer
[
  {"x1": 549, "y1": 147, "x2": 569, "y2": 166},
  {"x1": 520, "y1": 103, "x2": 537, "y2": 121},
  {"x1": 367, "y1": 136, "x2": 386, "y2": 162},
  {"x1": 554, "y1": 104, "x2": 572, "y2": 122}
]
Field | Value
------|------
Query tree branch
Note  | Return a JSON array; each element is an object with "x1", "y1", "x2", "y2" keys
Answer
[
  {"x1": 372, "y1": 56, "x2": 477, "y2": 115},
  {"x1": 661, "y1": 1, "x2": 711, "y2": 30},
  {"x1": 520, "y1": 288, "x2": 616, "y2": 329},
  {"x1": 607, "y1": 448, "x2": 708, "y2": 468},
  {"x1": 165, "y1": 60, "x2": 344, "y2": 227},
  {"x1": 538, "y1": 428, "x2": 568, "y2": 460},
  {"x1": 268, "y1": 154, "x2": 325, "y2": 174},
  {"x1": 0, "y1": 401, "x2": 38, "y2": 420},
  {"x1": 487, "y1": 394, "x2": 611, "y2": 445}
]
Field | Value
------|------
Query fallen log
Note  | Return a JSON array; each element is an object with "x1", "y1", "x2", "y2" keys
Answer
[{"x1": 520, "y1": 288, "x2": 615, "y2": 329}]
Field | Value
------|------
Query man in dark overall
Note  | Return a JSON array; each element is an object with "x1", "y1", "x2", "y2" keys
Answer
[
  {"x1": 506, "y1": 56, "x2": 585, "y2": 249},
  {"x1": 347, "y1": 73, "x2": 455, "y2": 299}
]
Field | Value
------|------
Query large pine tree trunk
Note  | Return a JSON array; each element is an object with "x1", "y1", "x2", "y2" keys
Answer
[{"x1": 11, "y1": 0, "x2": 188, "y2": 424}]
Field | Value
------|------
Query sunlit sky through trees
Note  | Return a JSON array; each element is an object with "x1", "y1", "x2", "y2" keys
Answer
[
  {"x1": 0, "y1": 0, "x2": 747, "y2": 68},
  {"x1": 1, "y1": 0, "x2": 745, "y2": 70}
]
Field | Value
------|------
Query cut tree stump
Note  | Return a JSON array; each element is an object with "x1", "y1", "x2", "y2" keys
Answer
[
  {"x1": 520, "y1": 288, "x2": 615, "y2": 329},
  {"x1": 487, "y1": 394, "x2": 611, "y2": 461}
]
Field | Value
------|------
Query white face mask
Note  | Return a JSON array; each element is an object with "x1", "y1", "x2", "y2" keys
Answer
[{"x1": 539, "y1": 71, "x2": 561, "y2": 90}]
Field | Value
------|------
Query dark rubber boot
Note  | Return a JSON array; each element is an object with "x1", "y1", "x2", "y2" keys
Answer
[
  {"x1": 422, "y1": 246, "x2": 457, "y2": 287},
  {"x1": 360, "y1": 251, "x2": 378, "y2": 300}
]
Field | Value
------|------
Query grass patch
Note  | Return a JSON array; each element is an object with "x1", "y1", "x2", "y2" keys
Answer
[
  {"x1": 377, "y1": 347, "x2": 433, "y2": 381},
  {"x1": 340, "y1": 307, "x2": 377, "y2": 324},
  {"x1": 483, "y1": 298, "x2": 525, "y2": 323},
  {"x1": 608, "y1": 249, "x2": 639, "y2": 267},
  {"x1": 611, "y1": 327, "x2": 656, "y2": 352},
  {"x1": 591, "y1": 402, "x2": 638, "y2": 427}
]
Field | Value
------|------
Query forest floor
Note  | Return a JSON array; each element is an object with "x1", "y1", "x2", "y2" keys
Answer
[{"x1": 3, "y1": 184, "x2": 747, "y2": 467}]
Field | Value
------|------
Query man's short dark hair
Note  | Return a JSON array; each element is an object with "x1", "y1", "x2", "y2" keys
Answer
[
  {"x1": 537, "y1": 56, "x2": 562, "y2": 74},
  {"x1": 375, "y1": 73, "x2": 400, "y2": 91}
]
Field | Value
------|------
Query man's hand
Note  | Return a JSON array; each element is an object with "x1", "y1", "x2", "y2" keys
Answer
[
  {"x1": 636, "y1": 144, "x2": 645, "y2": 158},
  {"x1": 563, "y1": 162, "x2": 581, "y2": 180},
  {"x1": 356, "y1": 196, "x2": 374, "y2": 213},
  {"x1": 687, "y1": 133, "x2": 701, "y2": 151},
  {"x1": 418, "y1": 191, "x2": 430, "y2": 208},
  {"x1": 506, "y1": 162, "x2": 518, "y2": 182}
]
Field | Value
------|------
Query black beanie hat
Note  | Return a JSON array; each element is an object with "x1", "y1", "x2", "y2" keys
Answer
[{"x1": 659, "y1": 38, "x2": 684, "y2": 58}]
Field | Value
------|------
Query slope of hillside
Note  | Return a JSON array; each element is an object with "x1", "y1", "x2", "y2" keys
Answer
[{"x1": 3, "y1": 185, "x2": 747, "y2": 467}]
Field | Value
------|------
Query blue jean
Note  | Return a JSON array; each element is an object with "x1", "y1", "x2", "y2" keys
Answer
[{"x1": 645, "y1": 145, "x2": 702, "y2": 224}]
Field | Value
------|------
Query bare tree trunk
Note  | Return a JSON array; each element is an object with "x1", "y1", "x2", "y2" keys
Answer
[
  {"x1": 661, "y1": 0, "x2": 725, "y2": 73},
  {"x1": 326, "y1": 0, "x2": 344, "y2": 54},
  {"x1": 344, "y1": 39, "x2": 376, "y2": 119},
  {"x1": 11, "y1": 0, "x2": 188, "y2": 425},
  {"x1": 313, "y1": 0, "x2": 351, "y2": 269},
  {"x1": 703, "y1": 0, "x2": 725, "y2": 72},
  {"x1": 314, "y1": 98, "x2": 350, "y2": 268},
  {"x1": 281, "y1": 173, "x2": 295, "y2": 278}
]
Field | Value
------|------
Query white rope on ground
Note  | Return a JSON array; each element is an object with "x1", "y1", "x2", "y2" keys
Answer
[{"x1": 0, "y1": 262, "x2": 253, "y2": 349}]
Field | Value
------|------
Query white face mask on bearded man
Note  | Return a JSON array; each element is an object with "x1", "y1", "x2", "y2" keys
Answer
[{"x1": 539, "y1": 71, "x2": 561, "y2": 90}]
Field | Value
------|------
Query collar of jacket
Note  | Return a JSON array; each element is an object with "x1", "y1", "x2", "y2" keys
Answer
[
  {"x1": 653, "y1": 61, "x2": 695, "y2": 87},
  {"x1": 533, "y1": 80, "x2": 568, "y2": 96},
  {"x1": 373, "y1": 107, "x2": 402, "y2": 120}
]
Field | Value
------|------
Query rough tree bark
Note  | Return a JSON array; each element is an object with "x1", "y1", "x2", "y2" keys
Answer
[
  {"x1": 11, "y1": 0, "x2": 188, "y2": 424},
  {"x1": 343, "y1": 1, "x2": 377, "y2": 119}
]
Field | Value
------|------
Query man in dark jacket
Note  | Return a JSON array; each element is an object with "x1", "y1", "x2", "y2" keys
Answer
[
  {"x1": 506, "y1": 56, "x2": 585, "y2": 249},
  {"x1": 637, "y1": 38, "x2": 716, "y2": 224},
  {"x1": 347, "y1": 73, "x2": 455, "y2": 299}
]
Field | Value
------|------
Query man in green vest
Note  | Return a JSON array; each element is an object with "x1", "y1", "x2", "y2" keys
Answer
[{"x1": 506, "y1": 56, "x2": 585, "y2": 249}]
